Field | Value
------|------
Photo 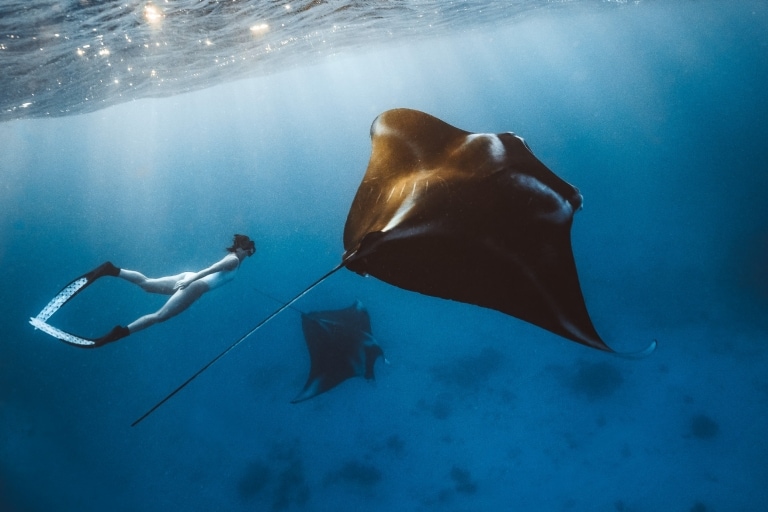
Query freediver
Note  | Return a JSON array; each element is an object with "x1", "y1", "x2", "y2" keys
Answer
[{"x1": 81, "y1": 234, "x2": 256, "y2": 347}]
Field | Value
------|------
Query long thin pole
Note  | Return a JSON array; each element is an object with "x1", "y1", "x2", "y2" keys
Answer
[{"x1": 131, "y1": 263, "x2": 344, "y2": 427}]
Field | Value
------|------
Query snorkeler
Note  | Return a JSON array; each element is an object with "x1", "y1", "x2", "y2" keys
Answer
[{"x1": 34, "y1": 234, "x2": 256, "y2": 348}]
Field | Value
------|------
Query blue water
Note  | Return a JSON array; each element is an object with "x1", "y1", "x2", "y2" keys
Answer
[{"x1": 2, "y1": 1, "x2": 768, "y2": 511}]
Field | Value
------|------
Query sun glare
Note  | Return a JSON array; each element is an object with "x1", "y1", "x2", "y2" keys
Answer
[
  {"x1": 144, "y1": 4, "x2": 164, "y2": 26},
  {"x1": 250, "y1": 23, "x2": 270, "y2": 36}
]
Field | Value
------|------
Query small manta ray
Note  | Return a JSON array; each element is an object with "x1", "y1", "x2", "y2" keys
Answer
[{"x1": 292, "y1": 300, "x2": 385, "y2": 403}]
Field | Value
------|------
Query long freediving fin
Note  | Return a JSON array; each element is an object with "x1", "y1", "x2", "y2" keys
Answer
[
  {"x1": 29, "y1": 317, "x2": 96, "y2": 347},
  {"x1": 33, "y1": 261, "x2": 120, "y2": 322},
  {"x1": 30, "y1": 261, "x2": 121, "y2": 345},
  {"x1": 34, "y1": 276, "x2": 89, "y2": 323}
]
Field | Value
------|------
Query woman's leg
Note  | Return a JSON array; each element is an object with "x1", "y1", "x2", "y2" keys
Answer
[
  {"x1": 118, "y1": 269, "x2": 193, "y2": 295},
  {"x1": 127, "y1": 280, "x2": 209, "y2": 334}
]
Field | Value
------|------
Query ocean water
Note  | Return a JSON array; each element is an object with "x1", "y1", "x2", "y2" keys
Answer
[{"x1": 2, "y1": 1, "x2": 768, "y2": 511}]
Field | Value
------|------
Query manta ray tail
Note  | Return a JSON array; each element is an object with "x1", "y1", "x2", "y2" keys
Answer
[{"x1": 131, "y1": 262, "x2": 345, "y2": 427}]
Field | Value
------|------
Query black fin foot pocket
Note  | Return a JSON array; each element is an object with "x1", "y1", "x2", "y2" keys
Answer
[
  {"x1": 86, "y1": 261, "x2": 120, "y2": 281},
  {"x1": 93, "y1": 325, "x2": 130, "y2": 347}
]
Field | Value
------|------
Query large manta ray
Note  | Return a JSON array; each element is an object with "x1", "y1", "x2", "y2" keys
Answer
[
  {"x1": 131, "y1": 108, "x2": 653, "y2": 425},
  {"x1": 342, "y1": 108, "x2": 617, "y2": 352}
]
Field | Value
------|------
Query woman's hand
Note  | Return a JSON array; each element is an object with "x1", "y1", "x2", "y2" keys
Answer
[{"x1": 174, "y1": 275, "x2": 195, "y2": 290}]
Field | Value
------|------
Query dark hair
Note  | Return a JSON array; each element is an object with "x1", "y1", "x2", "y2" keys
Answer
[{"x1": 227, "y1": 234, "x2": 255, "y2": 255}]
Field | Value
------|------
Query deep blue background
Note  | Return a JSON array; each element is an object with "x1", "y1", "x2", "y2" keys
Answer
[{"x1": 1, "y1": 2, "x2": 767, "y2": 511}]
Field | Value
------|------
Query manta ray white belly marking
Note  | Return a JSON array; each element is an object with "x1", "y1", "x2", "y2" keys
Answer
[
  {"x1": 382, "y1": 192, "x2": 417, "y2": 232},
  {"x1": 464, "y1": 133, "x2": 506, "y2": 162}
]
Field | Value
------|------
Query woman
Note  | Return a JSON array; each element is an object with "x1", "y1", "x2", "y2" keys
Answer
[{"x1": 90, "y1": 234, "x2": 256, "y2": 347}]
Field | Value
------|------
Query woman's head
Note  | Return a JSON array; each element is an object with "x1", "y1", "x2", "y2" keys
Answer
[{"x1": 227, "y1": 234, "x2": 256, "y2": 257}]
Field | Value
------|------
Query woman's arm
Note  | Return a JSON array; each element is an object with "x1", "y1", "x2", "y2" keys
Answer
[{"x1": 174, "y1": 254, "x2": 239, "y2": 290}]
